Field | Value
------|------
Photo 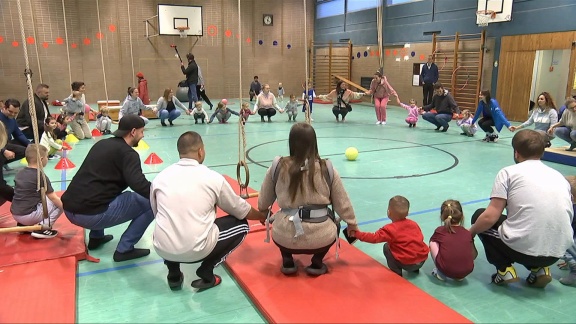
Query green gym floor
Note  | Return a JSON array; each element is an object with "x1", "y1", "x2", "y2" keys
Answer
[{"x1": 14, "y1": 100, "x2": 575, "y2": 323}]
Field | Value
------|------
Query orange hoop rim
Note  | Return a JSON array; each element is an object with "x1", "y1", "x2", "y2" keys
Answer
[
  {"x1": 176, "y1": 26, "x2": 190, "y2": 31},
  {"x1": 476, "y1": 10, "x2": 496, "y2": 19}
]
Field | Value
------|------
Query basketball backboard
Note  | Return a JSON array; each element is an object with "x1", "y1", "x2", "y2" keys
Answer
[
  {"x1": 158, "y1": 4, "x2": 203, "y2": 36},
  {"x1": 476, "y1": 0, "x2": 513, "y2": 24}
]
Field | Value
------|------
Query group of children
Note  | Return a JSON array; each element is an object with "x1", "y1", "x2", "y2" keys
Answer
[{"x1": 350, "y1": 195, "x2": 476, "y2": 281}]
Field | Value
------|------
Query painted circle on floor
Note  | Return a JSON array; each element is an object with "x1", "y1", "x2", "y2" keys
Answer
[{"x1": 245, "y1": 136, "x2": 459, "y2": 180}]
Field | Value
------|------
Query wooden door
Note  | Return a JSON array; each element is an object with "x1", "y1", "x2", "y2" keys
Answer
[{"x1": 496, "y1": 51, "x2": 535, "y2": 121}]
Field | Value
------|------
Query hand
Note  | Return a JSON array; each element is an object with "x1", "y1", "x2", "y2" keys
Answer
[
  {"x1": 185, "y1": 110, "x2": 191, "y2": 115},
  {"x1": 396, "y1": 98, "x2": 401, "y2": 105},
  {"x1": 153, "y1": 108, "x2": 158, "y2": 113},
  {"x1": 548, "y1": 126, "x2": 556, "y2": 135},
  {"x1": 3, "y1": 150, "x2": 15, "y2": 160},
  {"x1": 180, "y1": 63, "x2": 184, "y2": 67},
  {"x1": 509, "y1": 126, "x2": 517, "y2": 132},
  {"x1": 347, "y1": 224, "x2": 359, "y2": 237}
]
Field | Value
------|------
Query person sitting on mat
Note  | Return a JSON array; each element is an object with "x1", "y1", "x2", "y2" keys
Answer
[
  {"x1": 257, "y1": 123, "x2": 359, "y2": 276},
  {"x1": 62, "y1": 115, "x2": 154, "y2": 262},
  {"x1": 548, "y1": 97, "x2": 576, "y2": 151},
  {"x1": 350, "y1": 196, "x2": 429, "y2": 277},
  {"x1": 151, "y1": 131, "x2": 266, "y2": 291},
  {"x1": 11, "y1": 144, "x2": 63, "y2": 239}
]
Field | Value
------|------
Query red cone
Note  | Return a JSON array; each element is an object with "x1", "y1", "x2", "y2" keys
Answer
[
  {"x1": 91, "y1": 128, "x2": 102, "y2": 137},
  {"x1": 55, "y1": 157, "x2": 76, "y2": 170},
  {"x1": 144, "y1": 153, "x2": 163, "y2": 165},
  {"x1": 62, "y1": 141, "x2": 73, "y2": 150}
]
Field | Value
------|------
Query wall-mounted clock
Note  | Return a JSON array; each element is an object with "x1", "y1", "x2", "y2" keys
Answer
[{"x1": 263, "y1": 14, "x2": 273, "y2": 26}]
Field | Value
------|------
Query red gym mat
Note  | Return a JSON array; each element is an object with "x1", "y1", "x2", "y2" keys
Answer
[
  {"x1": 225, "y1": 230, "x2": 471, "y2": 323},
  {"x1": 0, "y1": 256, "x2": 76, "y2": 323},
  {"x1": 219, "y1": 175, "x2": 278, "y2": 233},
  {"x1": 0, "y1": 192, "x2": 90, "y2": 267}
]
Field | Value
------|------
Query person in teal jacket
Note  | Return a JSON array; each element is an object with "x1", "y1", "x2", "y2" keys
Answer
[{"x1": 471, "y1": 90, "x2": 512, "y2": 142}]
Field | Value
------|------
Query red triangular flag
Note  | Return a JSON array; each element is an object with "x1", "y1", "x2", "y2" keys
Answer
[
  {"x1": 144, "y1": 153, "x2": 163, "y2": 165},
  {"x1": 54, "y1": 157, "x2": 76, "y2": 170},
  {"x1": 91, "y1": 128, "x2": 102, "y2": 137},
  {"x1": 61, "y1": 141, "x2": 72, "y2": 150}
]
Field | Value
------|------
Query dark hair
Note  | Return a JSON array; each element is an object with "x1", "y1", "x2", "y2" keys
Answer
[
  {"x1": 127, "y1": 87, "x2": 136, "y2": 96},
  {"x1": 177, "y1": 131, "x2": 203, "y2": 156},
  {"x1": 335, "y1": 80, "x2": 345, "y2": 93},
  {"x1": 374, "y1": 71, "x2": 383, "y2": 78},
  {"x1": 433, "y1": 83, "x2": 444, "y2": 90},
  {"x1": 4, "y1": 98, "x2": 20, "y2": 109},
  {"x1": 44, "y1": 116, "x2": 57, "y2": 140},
  {"x1": 186, "y1": 53, "x2": 194, "y2": 61},
  {"x1": 35, "y1": 83, "x2": 49, "y2": 91},
  {"x1": 512, "y1": 129, "x2": 545, "y2": 159},
  {"x1": 440, "y1": 199, "x2": 464, "y2": 234},
  {"x1": 285, "y1": 123, "x2": 327, "y2": 202},
  {"x1": 71, "y1": 81, "x2": 85, "y2": 91},
  {"x1": 538, "y1": 92, "x2": 557, "y2": 110},
  {"x1": 254, "y1": 76, "x2": 259, "y2": 79}
]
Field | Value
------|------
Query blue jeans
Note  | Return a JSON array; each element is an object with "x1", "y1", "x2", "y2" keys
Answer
[
  {"x1": 64, "y1": 192, "x2": 154, "y2": 253},
  {"x1": 422, "y1": 112, "x2": 452, "y2": 128},
  {"x1": 187, "y1": 83, "x2": 198, "y2": 109},
  {"x1": 159, "y1": 109, "x2": 181, "y2": 122},
  {"x1": 554, "y1": 127, "x2": 576, "y2": 146}
]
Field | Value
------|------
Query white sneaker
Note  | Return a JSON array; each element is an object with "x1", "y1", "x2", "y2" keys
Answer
[
  {"x1": 381, "y1": 121, "x2": 387, "y2": 125},
  {"x1": 310, "y1": 118, "x2": 314, "y2": 122},
  {"x1": 376, "y1": 121, "x2": 381, "y2": 125}
]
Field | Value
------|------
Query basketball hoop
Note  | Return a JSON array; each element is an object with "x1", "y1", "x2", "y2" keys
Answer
[
  {"x1": 176, "y1": 26, "x2": 189, "y2": 38},
  {"x1": 476, "y1": 10, "x2": 496, "y2": 27}
]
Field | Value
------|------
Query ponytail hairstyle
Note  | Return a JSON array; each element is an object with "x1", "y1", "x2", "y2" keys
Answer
[{"x1": 440, "y1": 199, "x2": 464, "y2": 234}]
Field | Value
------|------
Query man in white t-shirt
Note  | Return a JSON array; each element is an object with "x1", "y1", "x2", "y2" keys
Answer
[
  {"x1": 470, "y1": 129, "x2": 573, "y2": 288},
  {"x1": 151, "y1": 131, "x2": 266, "y2": 291}
]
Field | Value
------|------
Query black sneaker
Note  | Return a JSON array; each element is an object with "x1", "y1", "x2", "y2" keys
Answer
[
  {"x1": 482, "y1": 135, "x2": 491, "y2": 142},
  {"x1": 490, "y1": 135, "x2": 499, "y2": 142},
  {"x1": 169, "y1": 120, "x2": 174, "y2": 126},
  {"x1": 440, "y1": 125, "x2": 449, "y2": 132},
  {"x1": 113, "y1": 248, "x2": 150, "y2": 262},
  {"x1": 161, "y1": 121, "x2": 167, "y2": 127},
  {"x1": 261, "y1": 116, "x2": 265, "y2": 122},
  {"x1": 167, "y1": 272, "x2": 184, "y2": 291},
  {"x1": 31, "y1": 229, "x2": 58, "y2": 239},
  {"x1": 87, "y1": 234, "x2": 114, "y2": 250}
]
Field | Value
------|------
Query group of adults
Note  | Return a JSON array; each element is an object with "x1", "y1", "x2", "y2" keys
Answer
[{"x1": 54, "y1": 113, "x2": 572, "y2": 291}]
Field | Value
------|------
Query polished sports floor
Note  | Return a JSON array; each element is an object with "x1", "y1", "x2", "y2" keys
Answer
[{"x1": 12, "y1": 99, "x2": 575, "y2": 323}]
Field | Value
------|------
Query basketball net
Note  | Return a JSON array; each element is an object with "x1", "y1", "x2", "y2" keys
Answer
[
  {"x1": 177, "y1": 26, "x2": 189, "y2": 38},
  {"x1": 476, "y1": 10, "x2": 495, "y2": 27}
]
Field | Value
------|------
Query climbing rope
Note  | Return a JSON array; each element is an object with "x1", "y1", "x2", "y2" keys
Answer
[
  {"x1": 303, "y1": 0, "x2": 311, "y2": 125},
  {"x1": 235, "y1": 0, "x2": 249, "y2": 197},
  {"x1": 96, "y1": 0, "x2": 109, "y2": 102},
  {"x1": 126, "y1": 0, "x2": 136, "y2": 82},
  {"x1": 17, "y1": 0, "x2": 49, "y2": 223},
  {"x1": 61, "y1": 0, "x2": 72, "y2": 86}
]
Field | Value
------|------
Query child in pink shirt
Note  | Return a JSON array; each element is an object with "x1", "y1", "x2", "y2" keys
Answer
[{"x1": 398, "y1": 98, "x2": 420, "y2": 127}]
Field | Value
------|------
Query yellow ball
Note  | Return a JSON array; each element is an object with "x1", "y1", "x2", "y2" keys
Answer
[{"x1": 345, "y1": 147, "x2": 359, "y2": 161}]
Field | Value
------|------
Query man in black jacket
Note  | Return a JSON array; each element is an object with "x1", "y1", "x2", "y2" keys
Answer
[
  {"x1": 17, "y1": 83, "x2": 50, "y2": 141},
  {"x1": 181, "y1": 53, "x2": 199, "y2": 110},
  {"x1": 421, "y1": 83, "x2": 459, "y2": 132},
  {"x1": 62, "y1": 115, "x2": 154, "y2": 262}
]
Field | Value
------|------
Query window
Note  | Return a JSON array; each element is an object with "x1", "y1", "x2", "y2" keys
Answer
[
  {"x1": 386, "y1": 0, "x2": 423, "y2": 5},
  {"x1": 347, "y1": 0, "x2": 380, "y2": 13},
  {"x1": 316, "y1": 0, "x2": 345, "y2": 18}
]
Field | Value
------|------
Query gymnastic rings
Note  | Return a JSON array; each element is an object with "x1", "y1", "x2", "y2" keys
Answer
[{"x1": 236, "y1": 160, "x2": 250, "y2": 196}]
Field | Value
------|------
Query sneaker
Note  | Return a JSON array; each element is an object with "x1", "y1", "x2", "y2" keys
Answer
[
  {"x1": 482, "y1": 135, "x2": 491, "y2": 142},
  {"x1": 87, "y1": 234, "x2": 114, "y2": 250},
  {"x1": 31, "y1": 229, "x2": 58, "y2": 239},
  {"x1": 381, "y1": 121, "x2": 386, "y2": 125},
  {"x1": 376, "y1": 121, "x2": 381, "y2": 125},
  {"x1": 559, "y1": 272, "x2": 576, "y2": 286},
  {"x1": 161, "y1": 121, "x2": 167, "y2": 127},
  {"x1": 432, "y1": 268, "x2": 446, "y2": 281},
  {"x1": 167, "y1": 272, "x2": 184, "y2": 291},
  {"x1": 310, "y1": 118, "x2": 314, "y2": 122},
  {"x1": 113, "y1": 248, "x2": 150, "y2": 262},
  {"x1": 491, "y1": 266, "x2": 519, "y2": 285},
  {"x1": 526, "y1": 267, "x2": 552, "y2": 288},
  {"x1": 440, "y1": 125, "x2": 449, "y2": 132},
  {"x1": 305, "y1": 263, "x2": 328, "y2": 276},
  {"x1": 490, "y1": 135, "x2": 499, "y2": 142}
]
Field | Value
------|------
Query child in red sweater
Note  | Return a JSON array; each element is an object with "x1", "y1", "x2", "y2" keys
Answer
[{"x1": 352, "y1": 196, "x2": 429, "y2": 277}]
